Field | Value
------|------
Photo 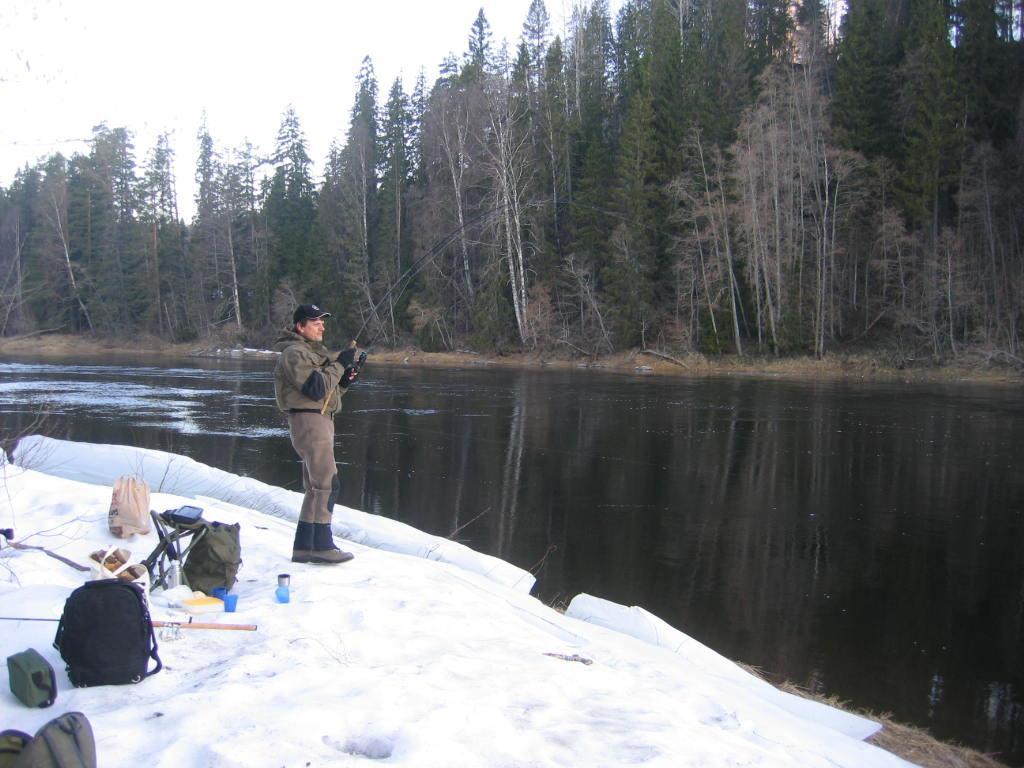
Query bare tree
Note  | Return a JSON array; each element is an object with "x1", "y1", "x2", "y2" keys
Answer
[
  {"x1": 41, "y1": 165, "x2": 93, "y2": 332},
  {"x1": 481, "y1": 71, "x2": 534, "y2": 346}
]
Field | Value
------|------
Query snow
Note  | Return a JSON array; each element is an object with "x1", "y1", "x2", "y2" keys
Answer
[{"x1": 1, "y1": 438, "x2": 916, "y2": 768}]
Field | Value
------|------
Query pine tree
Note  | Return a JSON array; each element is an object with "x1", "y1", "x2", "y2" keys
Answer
[
  {"x1": 376, "y1": 77, "x2": 414, "y2": 341},
  {"x1": 264, "y1": 106, "x2": 316, "y2": 293},
  {"x1": 833, "y1": 0, "x2": 903, "y2": 157},
  {"x1": 522, "y1": 0, "x2": 552, "y2": 94},
  {"x1": 898, "y1": 0, "x2": 962, "y2": 236},
  {"x1": 82, "y1": 124, "x2": 143, "y2": 328},
  {"x1": 139, "y1": 132, "x2": 181, "y2": 334},
  {"x1": 464, "y1": 9, "x2": 493, "y2": 81},
  {"x1": 0, "y1": 169, "x2": 38, "y2": 334},
  {"x1": 693, "y1": 0, "x2": 750, "y2": 144},
  {"x1": 409, "y1": 69, "x2": 429, "y2": 184},
  {"x1": 953, "y1": 0, "x2": 1015, "y2": 143},
  {"x1": 613, "y1": 0, "x2": 651, "y2": 120},
  {"x1": 748, "y1": 0, "x2": 796, "y2": 74},
  {"x1": 605, "y1": 90, "x2": 657, "y2": 346},
  {"x1": 335, "y1": 58, "x2": 381, "y2": 335}
]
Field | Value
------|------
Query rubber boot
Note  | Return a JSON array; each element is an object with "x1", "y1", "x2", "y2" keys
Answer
[
  {"x1": 291, "y1": 521, "x2": 315, "y2": 563},
  {"x1": 310, "y1": 523, "x2": 354, "y2": 564}
]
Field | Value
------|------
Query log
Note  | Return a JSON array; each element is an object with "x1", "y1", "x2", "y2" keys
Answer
[{"x1": 639, "y1": 348, "x2": 690, "y2": 369}]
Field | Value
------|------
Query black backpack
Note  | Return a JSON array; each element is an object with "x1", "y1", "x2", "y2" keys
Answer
[{"x1": 53, "y1": 580, "x2": 162, "y2": 687}]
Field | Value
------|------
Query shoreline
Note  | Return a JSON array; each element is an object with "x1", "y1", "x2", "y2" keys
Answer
[{"x1": 1, "y1": 332, "x2": 1020, "y2": 386}]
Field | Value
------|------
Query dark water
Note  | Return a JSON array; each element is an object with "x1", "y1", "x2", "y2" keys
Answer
[{"x1": 2, "y1": 354, "x2": 1022, "y2": 763}]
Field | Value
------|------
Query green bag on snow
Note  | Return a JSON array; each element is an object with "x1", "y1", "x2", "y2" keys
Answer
[
  {"x1": 6, "y1": 649, "x2": 55, "y2": 708},
  {"x1": 182, "y1": 521, "x2": 241, "y2": 595}
]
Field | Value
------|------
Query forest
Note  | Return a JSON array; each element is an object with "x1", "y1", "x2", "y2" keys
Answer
[{"x1": 1, "y1": 0, "x2": 1021, "y2": 365}]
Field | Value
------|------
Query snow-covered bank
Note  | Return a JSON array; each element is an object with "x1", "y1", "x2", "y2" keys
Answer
[
  {"x1": 1, "y1": 440, "x2": 914, "y2": 767},
  {"x1": 13, "y1": 435, "x2": 533, "y2": 594}
]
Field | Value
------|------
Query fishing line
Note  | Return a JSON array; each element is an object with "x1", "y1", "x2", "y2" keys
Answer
[{"x1": 350, "y1": 196, "x2": 626, "y2": 348}]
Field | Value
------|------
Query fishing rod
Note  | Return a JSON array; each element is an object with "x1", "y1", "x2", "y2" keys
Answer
[
  {"x1": 0, "y1": 616, "x2": 257, "y2": 631},
  {"x1": 348, "y1": 196, "x2": 627, "y2": 348},
  {"x1": 352, "y1": 203, "x2": 508, "y2": 347},
  {"x1": 352, "y1": 196, "x2": 634, "y2": 344}
]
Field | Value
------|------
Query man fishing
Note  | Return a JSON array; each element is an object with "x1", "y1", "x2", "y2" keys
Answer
[{"x1": 273, "y1": 304, "x2": 364, "y2": 564}]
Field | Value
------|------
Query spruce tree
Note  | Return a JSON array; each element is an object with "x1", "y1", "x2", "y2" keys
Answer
[
  {"x1": 897, "y1": 0, "x2": 962, "y2": 236},
  {"x1": 335, "y1": 58, "x2": 381, "y2": 335},
  {"x1": 953, "y1": 0, "x2": 1015, "y2": 143},
  {"x1": 464, "y1": 9, "x2": 493, "y2": 81},
  {"x1": 376, "y1": 77, "x2": 414, "y2": 341},
  {"x1": 833, "y1": 0, "x2": 903, "y2": 157},
  {"x1": 605, "y1": 90, "x2": 657, "y2": 347},
  {"x1": 748, "y1": 0, "x2": 796, "y2": 75},
  {"x1": 264, "y1": 106, "x2": 316, "y2": 294}
]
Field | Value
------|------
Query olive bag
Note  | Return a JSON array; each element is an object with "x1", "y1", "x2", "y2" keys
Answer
[
  {"x1": 5, "y1": 649, "x2": 56, "y2": 708},
  {"x1": 182, "y1": 521, "x2": 241, "y2": 595}
]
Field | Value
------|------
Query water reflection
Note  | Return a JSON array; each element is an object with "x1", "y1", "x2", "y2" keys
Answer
[{"x1": 1, "y1": 356, "x2": 1022, "y2": 763}]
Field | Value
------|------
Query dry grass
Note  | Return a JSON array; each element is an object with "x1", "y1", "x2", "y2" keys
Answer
[
  {"x1": 360, "y1": 347, "x2": 1023, "y2": 386},
  {"x1": 773, "y1": 681, "x2": 1009, "y2": 768}
]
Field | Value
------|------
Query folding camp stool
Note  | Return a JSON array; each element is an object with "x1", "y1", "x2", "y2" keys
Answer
[{"x1": 141, "y1": 510, "x2": 208, "y2": 591}]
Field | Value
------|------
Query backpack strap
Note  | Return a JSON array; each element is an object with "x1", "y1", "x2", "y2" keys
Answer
[
  {"x1": 140, "y1": 601, "x2": 163, "y2": 679},
  {"x1": 30, "y1": 668, "x2": 57, "y2": 708}
]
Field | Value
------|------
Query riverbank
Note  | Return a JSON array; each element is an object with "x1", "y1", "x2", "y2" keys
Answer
[
  {"x1": 1, "y1": 346, "x2": 1015, "y2": 766},
  {"x1": 4, "y1": 436, "x2": 1009, "y2": 768},
  {"x1": 1, "y1": 331, "x2": 1020, "y2": 385}
]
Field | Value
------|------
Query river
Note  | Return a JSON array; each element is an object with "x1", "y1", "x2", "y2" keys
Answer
[{"x1": 1, "y1": 353, "x2": 1021, "y2": 763}]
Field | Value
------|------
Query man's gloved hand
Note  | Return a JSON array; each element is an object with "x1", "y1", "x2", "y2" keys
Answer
[
  {"x1": 340, "y1": 366, "x2": 359, "y2": 389},
  {"x1": 337, "y1": 341, "x2": 365, "y2": 388},
  {"x1": 337, "y1": 346, "x2": 357, "y2": 367}
]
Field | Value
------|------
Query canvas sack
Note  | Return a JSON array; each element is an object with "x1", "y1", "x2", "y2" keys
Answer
[
  {"x1": 182, "y1": 521, "x2": 241, "y2": 595},
  {"x1": 5, "y1": 649, "x2": 56, "y2": 708},
  {"x1": 0, "y1": 712, "x2": 96, "y2": 768},
  {"x1": 108, "y1": 476, "x2": 151, "y2": 538},
  {"x1": 53, "y1": 581, "x2": 161, "y2": 687}
]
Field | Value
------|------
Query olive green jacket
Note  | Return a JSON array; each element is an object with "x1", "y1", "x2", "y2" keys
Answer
[{"x1": 273, "y1": 330, "x2": 348, "y2": 417}]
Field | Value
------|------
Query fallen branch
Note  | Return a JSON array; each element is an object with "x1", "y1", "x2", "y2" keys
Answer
[
  {"x1": 5, "y1": 542, "x2": 90, "y2": 572},
  {"x1": 554, "y1": 338, "x2": 596, "y2": 358},
  {"x1": 639, "y1": 348, "x2": 690, "y2": 369},
  {"x1": 542, "y1": 652, "x2": 592, "y2": 665},
  {"x1": 0, "y1": 326, "x2": 65, "y2": 342},
  {"x1": 980, "y1": 348, "x2": 1024, "y2": 371}
]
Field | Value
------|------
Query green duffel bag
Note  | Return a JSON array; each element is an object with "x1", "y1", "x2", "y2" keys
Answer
[
  {"x1": 182, "y1": 521, "x2": 241, "y2": 595},
  {"x1": 0, "y1": 712, "x2": 95, "y2": 768},
  {"x1": 6, "y1": 649, "x2": 55, "y2": 708}
]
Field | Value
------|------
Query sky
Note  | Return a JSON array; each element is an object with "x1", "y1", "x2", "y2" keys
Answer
[
  {"x1": 1, "y1": 0, "x2": 607, "y2": 221},
  {"x1": 1, "y1": 435, "x2": 915, "y2": 768}
]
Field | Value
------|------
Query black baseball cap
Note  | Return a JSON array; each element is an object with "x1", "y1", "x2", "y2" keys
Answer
[{"x1": 293, "y1": 304, "x2": 332, "y2": 325}]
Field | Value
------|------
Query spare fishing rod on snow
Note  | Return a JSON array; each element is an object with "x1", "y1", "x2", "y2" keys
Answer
[{"x1": 0, "y1": 618, "x2": 258, "y2": 634}]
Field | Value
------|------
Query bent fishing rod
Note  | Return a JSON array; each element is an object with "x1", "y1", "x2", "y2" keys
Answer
[
  {"x1": 348, "y1": 196, "x2": 627, "y2": 348},
  {"x1": 351, "y1": 203, "x2": 508, "y2": 347}
]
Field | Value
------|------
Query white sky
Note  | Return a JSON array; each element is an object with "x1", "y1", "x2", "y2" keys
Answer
[{"x1": 1, "y1": 0, "x2": 598, "y2": 220}]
